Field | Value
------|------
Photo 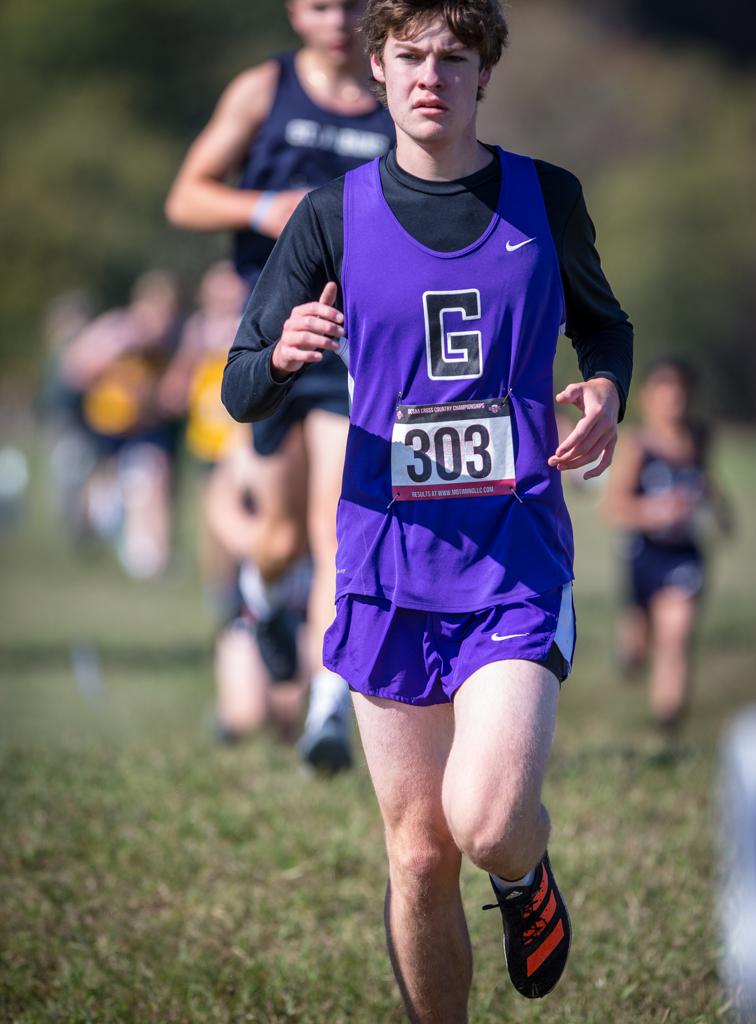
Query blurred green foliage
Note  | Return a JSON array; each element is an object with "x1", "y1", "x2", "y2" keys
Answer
[
  {"x1": 593, "y1": 72, "x2": 756, "y2": 418},
  {"x1": 1, "y1": 0, "x2": 754, "y2": 417},
  {"x1": 479, "y1": 2, "x2": 756, "y2": 419},
  {"x1": 0, "y1": 0, "x2": 294, "y2": 371}
]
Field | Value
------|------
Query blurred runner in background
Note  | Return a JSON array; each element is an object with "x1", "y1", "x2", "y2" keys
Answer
[
  {"x1": 40, "y1": 291, "x2": 97, "y2": 542},
  {"x1": 159, "y1": 261, "x2": 308, "y2": 741},
  {"x1": 160, "y1": 261, "x2": 247, "y2": 474},
  {"x1": 166, "y1": 0, "x2": 394, "y2": 771},
  {"x1": 605, "y1": 357, "x2": 733, "y2": 732},
  {"x1": 202, "y1": 434, "x2": 311, "y2": 742},
  {"x1": 61, "y1": 270, "x2": 183, "y2": 579}
]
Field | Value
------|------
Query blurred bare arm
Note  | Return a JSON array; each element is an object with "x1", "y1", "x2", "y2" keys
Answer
[
  {"x1": 60, "y1": 311, "x2": 135, "y2": 390},
  {"x1": 164, "y1": 63, "x2": 307, "y2": 238},
  {"x1": 708, "y1": 478, "x2": 736, "y2": 537},
  {"x1": 157, "y1": 315, "x2": 204, "y2": 416},
  {"x1": 701, "y1": 433, "x2": 736, "y2": 537}
]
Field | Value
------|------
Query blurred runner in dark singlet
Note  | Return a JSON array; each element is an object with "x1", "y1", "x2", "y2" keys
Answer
[
  {"x1": 605, "y1": 357, "x2": 733, "y2": 732},
  {"x1": 160, "y1": 261, "x2": 309, "y2": 741},
  {"x1": 202, "y1": 432, "x2": 311, "y2": 742},
  {"x1": 165, "y1": 0, "x2": 395, "y2": 771}
]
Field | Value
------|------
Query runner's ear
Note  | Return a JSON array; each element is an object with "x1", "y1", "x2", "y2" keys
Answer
[{"x1": 370, "y1": 53, "x2": 386, "y2": 84}]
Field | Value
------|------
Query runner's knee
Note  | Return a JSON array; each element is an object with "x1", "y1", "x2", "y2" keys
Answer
[
  {"x1": 254, "y1": 517, "x2": 305, "y2": 578},
  {"x1": 446, "y1": 796, "x2": 549, "y2": 877},
  {"x1": 385, "y1": 826, "x2": 460, "y2": 898}
]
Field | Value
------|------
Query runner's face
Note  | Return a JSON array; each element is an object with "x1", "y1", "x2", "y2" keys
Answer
[
  {"x1": 199, "y1": 263, "x2": 247, "y2": 316},
  {"x1": 641, "y1": 369, "x2": 690, "y2": 425},
  {"x1": 372, "y1": 20, "x2": 490, "y2": 147},
  {"x1": 287, "y1": 0, "x2": 366, "y2": 65}
]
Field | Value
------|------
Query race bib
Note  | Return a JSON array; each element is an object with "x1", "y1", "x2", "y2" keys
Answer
[{"x1": 390, "y1": 397, "x2": 515, "y2": 501}]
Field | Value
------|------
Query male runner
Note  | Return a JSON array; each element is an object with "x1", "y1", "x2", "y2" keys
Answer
[
  {"x1": 223, "y1": 0, "x2": 632, "y2": 1017},
  {"x1": 202, "y1": 432, "x2": 311, "y2": 743},
  {"x1": 166, "y1": 0, "x2": 394, "y2": 771},
  {"x1": 605, "y1": 357, "x2": 732, "y2": 732},
  {"x1": 62, "y1": 270, "x2": 183, "y2": 579},
  {"x1": 159, "y1": 262, "x2": 297, "y2": 741}
]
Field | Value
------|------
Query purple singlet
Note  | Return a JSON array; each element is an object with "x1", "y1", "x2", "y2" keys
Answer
[{"x1": 335, "y1": 148, "x2": 574, "y2": 612}]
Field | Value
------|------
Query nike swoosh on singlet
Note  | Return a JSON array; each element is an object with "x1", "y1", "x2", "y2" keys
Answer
[
  {"x1": 491, "y1": 632, "x2": 530, "y2": 642},
  {"x1": 505, "y1": 238, "x2": 536, "y2": 252}
]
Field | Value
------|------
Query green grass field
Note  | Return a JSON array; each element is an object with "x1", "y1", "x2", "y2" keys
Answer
[{"x1": 2, "y1": 430, "x2": 755, "y2": 1023}]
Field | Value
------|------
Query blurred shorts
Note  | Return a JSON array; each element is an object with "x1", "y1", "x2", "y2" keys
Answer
[
  {"x1": 625, "y1": 536, "x2": 705, "y2": 608},
  {"x1": 252, "y1": 362, "x2": 349, "y2": 457},
  {"x1": 88, "y1": 422, "x2": 180, "y2": 460},
  {"x1": 323, "y1": 583, "x2": 576, "y2": 707}
]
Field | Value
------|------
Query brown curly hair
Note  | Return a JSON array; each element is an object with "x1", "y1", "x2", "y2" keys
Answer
[{"x1": 361, "y1": 0, "x2": 509, "y2": 103}]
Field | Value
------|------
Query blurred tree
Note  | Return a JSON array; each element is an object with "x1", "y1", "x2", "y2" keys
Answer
[
  {"x1": 592, "y1": 77, "x2": 756, "y2": 418},
  {"x1": 482, "y1": 1, "x2": 756, "y2": 419},
  {"x1": 0, "y1": 0, "x2": 292, "y2": 374},
  {"x1": 0, "y1": 0, "x2": 293, "y2": 134},
  {"x1": 583, "y1": 0, "x2": 756, "y2": 65}
]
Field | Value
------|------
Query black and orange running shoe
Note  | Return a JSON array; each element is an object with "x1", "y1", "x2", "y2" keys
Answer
[{"x1": 483, "y1": 851, "x2": 571, "y2": 999}]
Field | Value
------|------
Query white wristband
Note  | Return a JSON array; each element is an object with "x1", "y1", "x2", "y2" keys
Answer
[{"x1": 249, "y1": 191, "x2": 277, "y2": 231}]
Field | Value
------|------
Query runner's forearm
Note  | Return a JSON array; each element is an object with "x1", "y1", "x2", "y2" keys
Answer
[
  {"x1": 222, "y1": 195, "x2": 337, "y2": 421},
  {"x1": 165, "y1": 180, "x2": 262, "y2": 232},
  {"x1": 571, "y1": 323, "x2": 633, "y2": 418},
  {"x1": 222, "y1": 345, "x2": 296, "y2": 422},
  {"x1": 545, "y1": 176, "x2": 633, "y2": 418}
]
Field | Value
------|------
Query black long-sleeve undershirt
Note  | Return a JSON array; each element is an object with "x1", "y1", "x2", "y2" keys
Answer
[{"x1": 223, "y1": 146, "x2": 633, "y2": 421}]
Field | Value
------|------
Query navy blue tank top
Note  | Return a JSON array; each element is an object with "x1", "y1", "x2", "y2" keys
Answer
[
  {"x1": 233, "y1": 51, "x2": 394, "y2": 286},
  {"x1": 633, "y1": 427, "x2": 709, "y2": 550}
]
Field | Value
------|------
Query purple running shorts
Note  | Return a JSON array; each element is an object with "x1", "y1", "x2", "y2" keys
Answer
[{"x1": 323, "y1": 583, "x2": 576, "y2": 707}]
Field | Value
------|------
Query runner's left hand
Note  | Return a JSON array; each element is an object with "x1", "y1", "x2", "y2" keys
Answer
[{"x1": 548, "y1": 378, "x2": 621, "y2": 479}]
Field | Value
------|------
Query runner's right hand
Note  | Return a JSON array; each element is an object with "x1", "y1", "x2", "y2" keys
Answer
[{"x1": 271, "y1": 282, "x2": 344, "y2": 378}]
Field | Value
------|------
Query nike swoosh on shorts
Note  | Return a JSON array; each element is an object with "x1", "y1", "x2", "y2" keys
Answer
[{"x1": 491, "y1": 632, "x2": 531, "y2": 642}]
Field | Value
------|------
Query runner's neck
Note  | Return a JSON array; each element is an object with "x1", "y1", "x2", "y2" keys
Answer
[
  {"x1": 394, "y1": 132, "x2": 492, "y2": 183},
  {"x1": 295, "y1": 49, "x2": 373, "y2": 114}
]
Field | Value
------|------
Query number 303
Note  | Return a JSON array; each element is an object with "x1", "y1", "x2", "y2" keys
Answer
[{"x1": 405, "y1": 424, "x2": 492, "y2": 482}]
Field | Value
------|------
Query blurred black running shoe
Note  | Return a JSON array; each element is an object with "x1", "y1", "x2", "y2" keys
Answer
[
  {"x1": 255, "y1": 608, "x2": 299, "y2": 683},
  {"x1": 298, "y1": 711, "x2": 353, "y2": 773}
]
